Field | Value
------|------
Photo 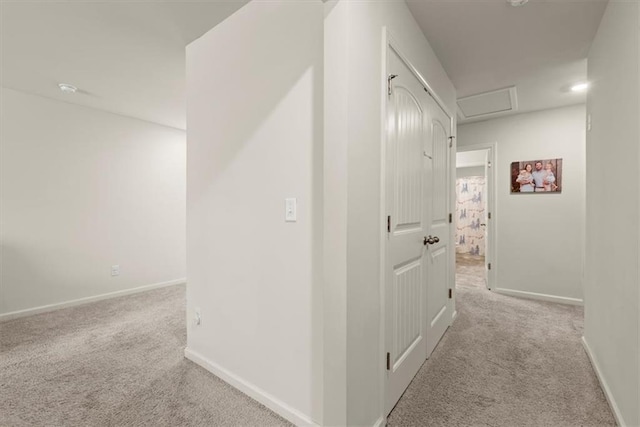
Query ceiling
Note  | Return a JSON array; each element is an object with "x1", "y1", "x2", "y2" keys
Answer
[
  {"x1": 406, "y1": 0, "x2": 608, "y2": 123},
  {"x1": 1, "y1": 0, "x2": 607, "y2": 129},
  {"x1": 1, "y1": 0, "x2": 250, "y2": 130}
]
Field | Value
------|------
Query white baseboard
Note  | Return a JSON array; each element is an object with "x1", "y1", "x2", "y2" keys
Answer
[
  {"x1": 184, "y1": 347, "x2": 319, "y2": 427},
  {"x1": 0, "y1": 278, "x2": 186, "y2": 322},
  {"x1": 581, "y1": 337, "x2": 626, "y2": 426},
  {"x1": 493, "y1": 287, "x2": 583, "y2": 306},
  {"x1": 372, "y1": 415, "x2": 386, "y2": 427}
]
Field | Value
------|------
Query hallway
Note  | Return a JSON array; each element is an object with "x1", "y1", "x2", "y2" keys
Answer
[{"x1": 387, "y1": 257, "x2": 615, "y2": 426}]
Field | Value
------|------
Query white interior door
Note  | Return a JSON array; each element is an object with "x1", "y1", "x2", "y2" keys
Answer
[
  {"x1": 385, "y1": 48, "x2": 429, "y2": 415},
  {"x1": 424, "y1": 95, "x2": 452, "y2": 358}
]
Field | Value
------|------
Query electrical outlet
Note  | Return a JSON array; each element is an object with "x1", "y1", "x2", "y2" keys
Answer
[
  {"x1": 194, "y1": 308, "x2": 201, "y2": 326},
  {"x1": 111, "y1": 265, "x2": 120, "y2": 276}
]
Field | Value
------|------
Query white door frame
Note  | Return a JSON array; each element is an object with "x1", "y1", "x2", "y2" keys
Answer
[
  {"x1": 456, "y1": 142, "x2": 498, "y2": 290},
  {"x1": 379, "y1": 28, "x2": 455, "y2": 421}
]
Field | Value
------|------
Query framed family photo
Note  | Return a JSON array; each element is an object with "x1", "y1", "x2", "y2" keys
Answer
[{"x1": 510, "y1": 159, "x2": 563, "y2": 193}]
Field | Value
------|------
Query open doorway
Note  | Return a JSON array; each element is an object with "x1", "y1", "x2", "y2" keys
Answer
[{"x1": 455, "y1": 144, "x2": 495, "y2": 290}]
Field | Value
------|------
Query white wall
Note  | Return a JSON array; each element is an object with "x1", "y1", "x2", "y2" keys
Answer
[
  {"x1": 323, "y1": 1, "x2": 349, "y2": 424},
  {"x1": 0, "y1": 88, "x2": 186, "y2": 318},
  {"x1": 458, "y1": 105, "x2": 586, "y2": 304},
  {"x1": 187, "y1": 2, "x2": 453, "y2": 424},
  {"x1": 185, "y1": 1, "x2": 323, "y2": 425},
  {"x1": 584, "y1": 2, "x2": 640, "y2": 425},
  {"x1": 323, "y1": 2, "x2": 456, "y2": 425}
]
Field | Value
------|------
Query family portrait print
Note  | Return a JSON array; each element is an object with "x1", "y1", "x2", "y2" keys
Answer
[{"x1": 511, "y1": 159, "x2": 562, "y2": 193}]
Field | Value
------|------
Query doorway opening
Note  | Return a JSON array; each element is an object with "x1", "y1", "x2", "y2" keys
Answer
[{"x1": 455, "y1": 145, "x2": 495, "y2": 291}]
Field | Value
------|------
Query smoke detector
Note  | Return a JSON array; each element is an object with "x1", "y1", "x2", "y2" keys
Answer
[
  {"x1": 58, "y1": 83, "x2": 78, "y2": 93},
  {"x1": 508, "y1": 0, "x2": 529, "y2": 6}
]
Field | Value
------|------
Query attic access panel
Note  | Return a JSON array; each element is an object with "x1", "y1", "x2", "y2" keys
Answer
[{"x1": 457, "y1": 86, "x2": 518, "y2": 120}]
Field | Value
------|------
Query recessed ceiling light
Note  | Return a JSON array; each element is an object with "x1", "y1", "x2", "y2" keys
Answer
[
  {"x1": 571, "y1": 83, "x2": 589, "y2": 92},
  {"x1": 508, "y1": 0, "x2": 529, "y2": 6},
  {"x1": 58, "y1": 83, "x2": 78, "y2": 93}
]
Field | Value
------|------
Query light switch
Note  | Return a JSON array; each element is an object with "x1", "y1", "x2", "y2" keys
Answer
[{"x1": 285, "y1": 198, "x2": 297, "y2": 222}]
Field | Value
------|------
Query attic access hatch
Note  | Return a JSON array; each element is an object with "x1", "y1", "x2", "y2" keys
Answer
[{"x1": 457, "y1": 86, "x2": 518, "y2": 120}]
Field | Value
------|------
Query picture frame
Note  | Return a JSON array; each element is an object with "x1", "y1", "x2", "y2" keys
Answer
[{"x1": 510, "y1": 159, "x2": 563, "y2": 193}]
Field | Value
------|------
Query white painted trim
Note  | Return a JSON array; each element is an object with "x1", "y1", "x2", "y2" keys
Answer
[
  {"x1": 456, "y1": 142, "x2": 498, "y2": 291},
  {"x1": 493, "y1": 287, "x2": 583, "y2": 306},
  {"x1": 372, "y1": 415, "x2": 386, "y2": 427},
  {"x1": 379, "y1": 26, "x2": 390, "y2": 425},
  {"x1": 184, "y1": 348, "x2": 319, "y2": 427},
  {"x1": 386, "y1": 36, "x2": 453, "y2": 122},
  {"x1": 581, "y1": 337, "x2": 626, "y2": 426},
  {"x1": 0, "y1": 278, "x2": 186, "y2": 322},
  {"x1": 457, "y1": 162, "x2": 486, "y2": 168}
]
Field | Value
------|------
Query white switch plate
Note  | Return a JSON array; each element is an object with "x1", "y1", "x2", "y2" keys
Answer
[
  {"x1": 111, "y1": 265, "x2": 120, "y2": 276},
  {"x1": 285, "y1": 198, "x2": 297, "y2": 222}
]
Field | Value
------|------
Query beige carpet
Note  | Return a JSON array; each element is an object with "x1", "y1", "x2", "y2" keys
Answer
[
  {"x1": 1, "y1": 267, "x2": 616, "y2": 427},
  {"x1": 0, "y1": 285, "x2": 290, "y2": 426},
  {"x1": 455, "y1": 253, "x2": 487, "y2": 289},
  {"x1": 387, "y1": 255, "x2": 616, "y2": 426}
]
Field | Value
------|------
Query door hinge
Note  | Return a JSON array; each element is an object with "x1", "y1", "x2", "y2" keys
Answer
[
  {"x1": 386, "y1": 352, "x2": 391, "y2": 370},
  {"x1": 488, "y1": 263, "x2": 492, "y2": 270},
  {"x1": 448, "y1": 136, "x2": 455, "y2": 148},
  {"x1": 488, "y1": 212, "x2": 492, "y2": 220},
  {"x1": 387, "y1": 215, "x2": 391, "y2": 233},
  {"x1": 387, "y1": 74, "x2": 398, "y2": 96},
  {"x1": 448, "y1": 288, "x2": 452, "y2": 299},
  {"x1": 449, "y1": 213, "x2": 452, "y2": 223}
]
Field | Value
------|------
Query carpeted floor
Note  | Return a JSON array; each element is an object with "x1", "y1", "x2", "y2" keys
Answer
[
  {"x1": 455, "y1": 253, "x2": 487, "y2": 289},
  {"x1": 387, "y1": 255, "x2": 616, "y2": 427},
  {"x1": 1, "y1": 264, "x2": 616, "y2": 427},
  {"x1": 0, "y1": 285, "x2": 291, "y2": 427}
]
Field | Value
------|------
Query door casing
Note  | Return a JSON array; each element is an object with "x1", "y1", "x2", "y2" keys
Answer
[
  {"x1": 456, "y1": 142, "x2": 498, "y2": 290},
  {"x1": 379, "y1": 28, "x2": 456, "y2": 421}
]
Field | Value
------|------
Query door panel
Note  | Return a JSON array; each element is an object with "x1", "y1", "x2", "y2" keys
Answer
[
  {"x1": 385, "y1": 48, "x2": 428, "y2": 415},
  {"x1": 393, "y1": 259, "x2": 422, "y2": 366},
  {"x1": 425, "y1": 98, "x2": 452, "y2": 358},
  {"x1": 394, "y1": 88, "x2": 424, "y2": 229}
]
